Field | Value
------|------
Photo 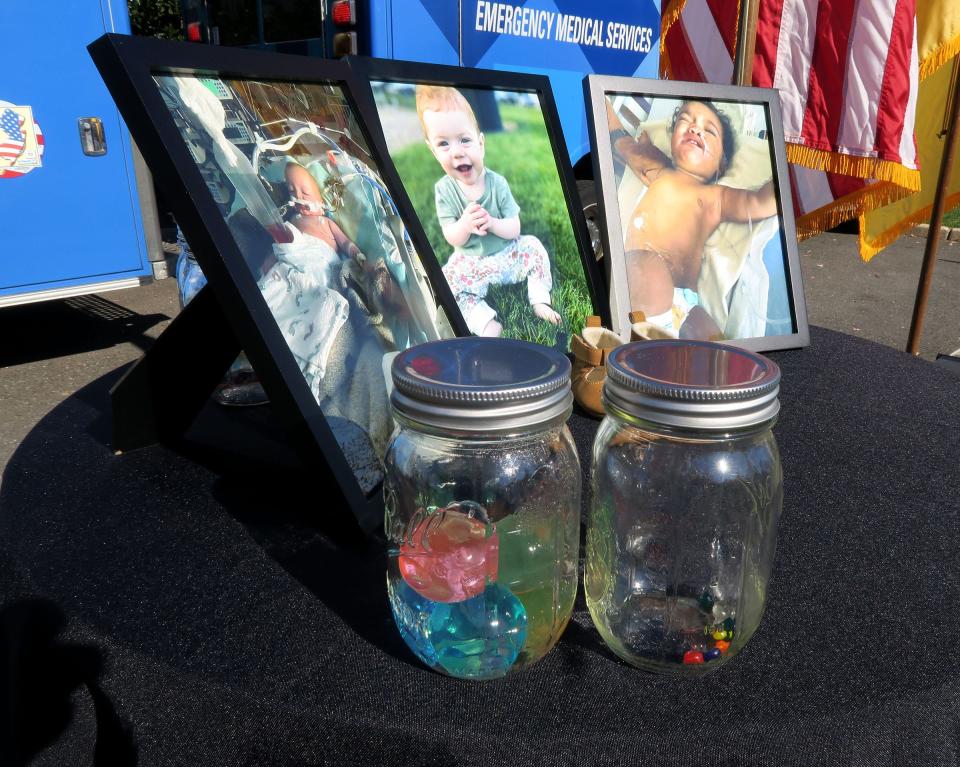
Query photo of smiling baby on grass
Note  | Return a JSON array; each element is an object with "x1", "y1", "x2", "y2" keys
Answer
[{"x1": 371, "y1": 81, "x2": 594, "y2": 352}]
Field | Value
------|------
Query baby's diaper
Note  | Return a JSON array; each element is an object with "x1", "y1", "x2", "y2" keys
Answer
[{"x1": 644, "y1": 288, "x2": 700, "y2": 335}]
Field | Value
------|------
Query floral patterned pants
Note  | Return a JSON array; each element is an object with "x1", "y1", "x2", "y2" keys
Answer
[{"x1": 442, "y1": 235, "x2": 553, "y2": 335}]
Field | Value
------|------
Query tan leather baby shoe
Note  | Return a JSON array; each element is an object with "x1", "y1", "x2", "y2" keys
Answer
[
  {"x1": 628, "y1": 310, "x2": 675, "y2": 342},
  {"x1": 571, "y1": 316, "x2": 623, "y2": 418}
]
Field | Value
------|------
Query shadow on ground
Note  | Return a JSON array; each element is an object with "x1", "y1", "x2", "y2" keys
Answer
[{"x1": 0, "y1": 295, "x2": 170, "y2": 367}]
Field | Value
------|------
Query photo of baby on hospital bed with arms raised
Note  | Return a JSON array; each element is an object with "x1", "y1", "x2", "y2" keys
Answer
[{"x1": 602, "y1": 92, "x2": 795, "y2": 343}]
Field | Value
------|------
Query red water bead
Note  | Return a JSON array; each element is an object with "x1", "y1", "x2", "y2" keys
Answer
[
  {"x1": 409, "y1": 354, "x2": 441, "y2": 378},
  {"x1": 683, "y1": 650, "x2": 705, "y2": 664},
  {"x1": 398, "y1": 505, "x2": 499, "y2": 603}
]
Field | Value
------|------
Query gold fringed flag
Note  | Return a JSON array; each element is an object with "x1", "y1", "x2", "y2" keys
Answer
[
  {"x1": 859, "y1": 57, "x2": 960, "y2": 260},
  {"x1": 917, "y1": 0, "x2": 960, "y2": 80},
  {"x1": 856, "y1": 0, "x2": 960, "y2": 260}
]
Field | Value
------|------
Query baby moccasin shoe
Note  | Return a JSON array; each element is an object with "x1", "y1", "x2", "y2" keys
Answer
[
  {"x1": 628, "y1": 310, "x2": 675, "y2": 342},
  {"x1": 571, "y1": 316, "x2": 623, "y2": 418}
]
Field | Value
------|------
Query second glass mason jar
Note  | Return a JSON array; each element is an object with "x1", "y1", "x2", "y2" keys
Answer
[
  {"x1": 384, "y1": 338, "x2": 581, "y2": 680},
  {"x1": 586, "y1": 340, "x2": 783, "y2": 674}
]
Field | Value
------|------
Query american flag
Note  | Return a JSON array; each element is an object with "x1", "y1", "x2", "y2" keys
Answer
[
  {"x1": 0, "y1": 108, "x2": 26, "y2": 164},
  {"x1": 661, "y1": 0, "x2": 921, "y2": 243}
]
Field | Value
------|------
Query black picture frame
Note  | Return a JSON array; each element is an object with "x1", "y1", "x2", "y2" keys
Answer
[
  {"x1": 346, "y1": 56, "x2": 610, "y2": 351},
  {"x1": 585, "y1": 74, "x2": 809, "y2": 352},
  {"x1": 89, "y1": 34, "x2": 468, "y2": 533}
]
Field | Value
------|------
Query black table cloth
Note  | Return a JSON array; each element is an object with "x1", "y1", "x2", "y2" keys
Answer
[{"x1": 1, "y1": 326, "x2": 959, "y2": 766}]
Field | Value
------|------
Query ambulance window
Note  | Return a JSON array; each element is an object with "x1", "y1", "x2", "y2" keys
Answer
[
  {"x1": 262, "y1": 0, "x2": 325, "y2": 43},
  {"x1": 213, "y1": 0, "x2": 259, "y2": 46}
]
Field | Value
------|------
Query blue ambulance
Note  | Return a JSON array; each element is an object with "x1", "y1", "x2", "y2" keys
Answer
[
  {"x1": 0, "y1": 1, "x2": 158, "y2": 308},
  {"x1": 179, "y1": 0, "x2": 661, "y2": 172}
]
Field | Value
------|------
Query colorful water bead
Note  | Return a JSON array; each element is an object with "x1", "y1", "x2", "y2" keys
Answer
[
  {"x1": 387, "y1": 578, "x2": 440, "y2": 668},
  {"x1": 429, "y1": 583, "x2": 528, "y2": 679},
  {"x1": 398, "y1": 501, "x2": 499, "y2": 603},
  {"x1": 697, "y1": 590, "x2": 716, "y2": 612},
  {"x1": 496, "y1": 513, "x2": 576, "y2": 664},
  {"x1": 706, "y1": 617, "x2": 735, "y2": 642}
]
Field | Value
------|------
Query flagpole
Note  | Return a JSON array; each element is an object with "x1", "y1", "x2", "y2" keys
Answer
[
  {"x1": 907, "y1": 57, "x2": 960, "y2": 356},
  {"x1": 733, "y1": 0, "x2": 760, "y2": 85}
]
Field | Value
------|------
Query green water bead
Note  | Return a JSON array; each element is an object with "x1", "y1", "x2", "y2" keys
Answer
[
  {"x1": 496, "y1": 513, "x2": 575, "y2": 662},
  {"x1": 510, "y1": 577, "x2": 577, "y2": 664}
]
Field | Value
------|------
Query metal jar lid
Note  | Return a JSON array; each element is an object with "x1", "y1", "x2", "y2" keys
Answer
[
  {"x1": 391, "y1": 338, "x2": 572, "y2": 433},
  {"x1": 604, "y1": 340, "x2": 781, "y2": 431}
]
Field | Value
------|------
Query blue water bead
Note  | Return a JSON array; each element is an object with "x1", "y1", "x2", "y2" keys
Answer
[
  {"x1": 697, "y1": 590, "x2": 716, "y2": 612},
  {"x1": 388, "y1": 577, "x2": 440, "y2": 668},
  {"x1": 428, "y1": 583, "x2": 527, "y2": 680},
  {"x1": 704, "y1": 648, "x2": 722, "y2": 661}
]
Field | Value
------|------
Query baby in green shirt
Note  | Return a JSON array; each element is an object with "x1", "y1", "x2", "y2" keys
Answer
[{"x1": 416, "y1": 85, "x2": 561, "y2": 336}]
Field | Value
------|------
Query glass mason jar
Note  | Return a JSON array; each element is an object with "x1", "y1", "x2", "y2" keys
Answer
[
  {"x1": 586, "y1": 340, "x2": 783, "y2": 674},
  {"x1": 384, "y1": 338, "x2": 581, "y2": 680}
]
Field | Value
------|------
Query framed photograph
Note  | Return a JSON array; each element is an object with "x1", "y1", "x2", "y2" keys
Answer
[
  {"x1": 89, "y1": 35, "x2": 465, "y2": 531},
  {"x1": 348, "y1": 57, "x2": 609, "y2": 354},
  {"x1": 586, "y1": 75, "x2": 809, "y2": 351}
]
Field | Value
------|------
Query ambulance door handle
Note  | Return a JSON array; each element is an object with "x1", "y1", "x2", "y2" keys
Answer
[{"x1": 78, "y1": 117, "x2": 107, "y2": 156}]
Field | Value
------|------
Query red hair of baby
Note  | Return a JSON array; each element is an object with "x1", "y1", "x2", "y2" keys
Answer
[{"x1": 415, "y1": 85, "x2": 479, "y2": 136}]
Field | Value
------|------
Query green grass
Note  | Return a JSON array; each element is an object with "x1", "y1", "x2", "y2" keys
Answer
[
  {"x1": 943, "y1": 204, "x2": 960, "y2": 228},
  {"x1": 391, "y1": 103, "x2": 592, "y2": 350},
  {"x1": 375, "y1": 90, "x2": 416, "y2": 111}
]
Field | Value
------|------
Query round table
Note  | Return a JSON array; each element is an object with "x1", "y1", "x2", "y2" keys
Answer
[{"x1": 1, "y1": 327, "x2": 958, "y2": 765}]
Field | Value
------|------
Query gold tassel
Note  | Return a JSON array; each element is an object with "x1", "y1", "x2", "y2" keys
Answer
[
  {"x1": 660, "y1": 47, "x2": 674, "y2": 80},
  {"x1": 659, "y1": 0, "x2": 740, "y2": 84},
  {"x1": 661, "y1": 0, "x2": 687, "y2": 41},
  {"x1": 919, "y1": 38, "x2": 960, "y2": 81},
  {"x1": 659, "y1": 0, "x2": 687, "y2": 79},
  {"x1": 786, "y1": 144, "x2": 922, "y2": 191},
  {"x1": 858, "y1": 191, "x2": 960, "y2": 261},
  {"x1": 794, "y1": 181, "x2": 913, "y2": 243}
]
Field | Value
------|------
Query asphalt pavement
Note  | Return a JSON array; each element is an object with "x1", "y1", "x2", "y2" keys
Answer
[{"x1": 1, "y1": 230, "x2": 957, "y2": 478}]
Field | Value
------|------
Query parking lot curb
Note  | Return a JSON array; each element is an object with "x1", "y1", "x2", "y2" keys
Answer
[{"x1": 911, "y1": 223, "x2": 960, "y2": 241}]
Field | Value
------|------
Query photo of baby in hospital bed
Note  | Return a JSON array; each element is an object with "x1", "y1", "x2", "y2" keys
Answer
[
  {"x1": 604, "y1": 93, "x2": 795, "y2": 342},
  {"x1": 155, "y1": 74, "x2": 453, "y2": 495}
]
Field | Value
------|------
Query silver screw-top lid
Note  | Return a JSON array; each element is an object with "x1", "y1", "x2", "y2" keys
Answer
[
  {"x1": 391, "y1": 338, "x2": 572, "y2": 433},
  {"x1": 604, "y1": 340, "x2": 781, "y2": 431}
]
